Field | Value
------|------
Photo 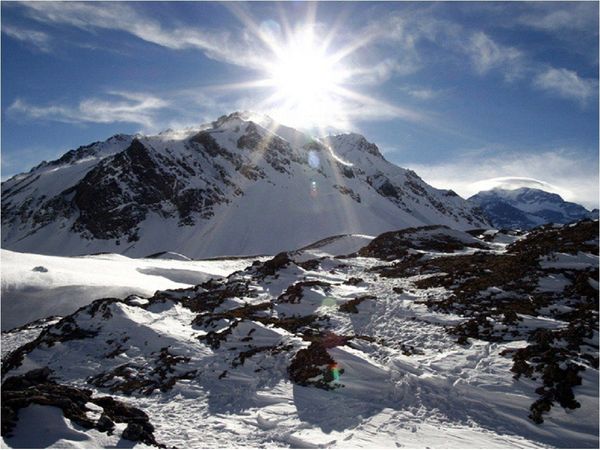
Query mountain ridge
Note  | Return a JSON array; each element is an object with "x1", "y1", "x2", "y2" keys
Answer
[
  {"x1": 2, "y1": 111, "x2": 488, "y2": 258},
  {"x1": 469, "y1": 186, "x2": 597, "y2": 230}
]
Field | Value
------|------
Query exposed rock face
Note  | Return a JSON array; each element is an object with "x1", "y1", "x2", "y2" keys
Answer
[
  {"x1": 1, "y1": 368, "x2": 163, "y2": 447},
  {"x1": 72, "y1": 138, "x2": 230, "y2": 240},
  {"x1": 1, "y1": 134, "x2": 134, "y2": 234},
  {"x1": 358, "y1": 225, "x2": 489, "y2": 261}
]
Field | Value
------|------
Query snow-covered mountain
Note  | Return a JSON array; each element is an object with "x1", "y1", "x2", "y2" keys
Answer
[
  {"x1": 469, "y1": 187, "x2": 597, "y2": 230},
  {"x1": 1, "y1": 112, "x2": 487, "y2": 258}
]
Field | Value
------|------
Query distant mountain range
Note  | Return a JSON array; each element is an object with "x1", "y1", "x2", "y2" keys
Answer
[
  {"x1": 469, "y1": 187, "x2": 598, "y2": 230},
  {"x1": 1, "y1": 112, "x2": 488, "y2": 258}
]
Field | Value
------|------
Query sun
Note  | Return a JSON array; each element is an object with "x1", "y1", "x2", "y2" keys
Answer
[
  {"x1": 267, "y1": 33, "x2": 340, "y2": 109},
  {"x1": 213, "y1": 4, "x2": 405, "y2": 132},
  {"x1": 262, "y1": 28, "x2": 349, "y2": 129}
]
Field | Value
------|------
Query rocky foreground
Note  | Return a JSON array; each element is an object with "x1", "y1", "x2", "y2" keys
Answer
[{"x1": 1, "y1": 221, "x2": 598, "y2": 448}]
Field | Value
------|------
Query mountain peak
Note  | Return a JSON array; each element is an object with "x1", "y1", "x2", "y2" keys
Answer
[
  {"x1": 470, "y1": 186, "x2": 594, "y2": 229},
  {"x1": 325, "y1": 133, "x2": 384, "y2": 159},
  {"x1": 213, "y1": 111, "x2": 254, "y2": 126},
  {"x1": 212, "y1": 111, "x2": 281, "y2": 129},
  {"x1": 487, "y1": 186, "x2": 564, "y2": 203}
]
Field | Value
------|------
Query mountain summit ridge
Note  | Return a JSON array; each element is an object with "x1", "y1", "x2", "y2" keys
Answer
[
  {"x1": 469, "y1": 186, "x2": 596, "y2": 230},
  {"x1": 2, "y1": 112, "x2": 488, "y2": 258}
]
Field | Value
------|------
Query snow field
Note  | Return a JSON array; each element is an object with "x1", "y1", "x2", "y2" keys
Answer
[
  {"x1": 1, "y1": 249, "x2": 264, "y2": 330},
  {"x1": 2, "y1": 224, "x2": 598, "y2": 448}
]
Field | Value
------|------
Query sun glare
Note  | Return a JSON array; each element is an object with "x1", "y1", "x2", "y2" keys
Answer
[
  {"x1": 269, "y1": 36, "x2": 339, "y2": 107},
  {"x1": 219, "y1": 4, "x2": 392, "y2": 131},
  {"x1": 263, "y1": 29, "x2": 347, "y2": 129}
]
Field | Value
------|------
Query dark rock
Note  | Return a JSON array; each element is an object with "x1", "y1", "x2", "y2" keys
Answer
[
  {"x1": 96, "y1": 414, "x2": 115, "y2": 432},
  {"x1": 255, "y1": 252, "x2": 293, "y2": 278},
  {"x1": 88, "y1": 346, "x2": 196, "y2": 395},
  {"x1": 278, "y1": 280, "x2": 331, "y2": 304},
  {"x1": 333, "y1": 185, "x2": 361, "y2": 202},
  {"x1": 339, "y1": 295, "x2": 376, "y2": 313},
  {"x1": 122, "y1": 423, "x2": 146, "y2": 442},
  {"x1": 1, "y1": 369, "x2": 163, "y2": 447},
  {"x1": 297, "y1": 259, "x2": 321, "y2": 271},
  {"x1": 288, "y1": 342, "x2": 341, "y2": 390},
  {"x1": 359, "y1": 225, "x2": 488, "y2": 261}
]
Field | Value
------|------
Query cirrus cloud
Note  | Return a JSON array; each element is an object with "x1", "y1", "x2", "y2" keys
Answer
[
  {"x1": 534, "y1": 68, "x2": 598, "y2": 105},
  {"x1": 7, "y1": 91, "x2": 169, "y2": 129},
  {"x1": 408, "y1": 148, "x2": 599, "y2": 210},
  {"x1": 2, "y1": 24, "x2": 52, "y2": 53},
  {"x1": 518, "y1": 2, "x2": 599, "y2": 34}
]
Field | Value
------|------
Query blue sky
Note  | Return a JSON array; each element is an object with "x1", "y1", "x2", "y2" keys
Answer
[{"x1": 2, "y1": 1, "x2": 598, "y2": 207}]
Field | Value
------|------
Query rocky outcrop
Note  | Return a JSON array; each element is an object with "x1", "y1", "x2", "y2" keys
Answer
[
  {"x1": 358, "y1": 225, "x2": 489, "y2": 261},
  {"x1": 1, "y1": 368, "x2": 163, "y2": 447},
  {"x1": 371, "y1": 220, "x2": 599, "y2": 423}
]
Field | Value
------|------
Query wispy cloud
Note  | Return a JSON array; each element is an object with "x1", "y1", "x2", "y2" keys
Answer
[
  {"x1": 7, "y1": 92, "x2": 169, "y2": 128},
  {"x1": 357, "y1": 13, "x2": 425, "y2": 81},
  {"x1": 14, "y1": 1, "x2": 263, "y2": 69},
  {"x1": 408, "y1": 149, "x2": 599, "y2": 209},
  {"x1": 348, "y1": 58, "x2": 418, "y2": 86},
  {"x1": 370, "y1": 10, "x2": 595, "y2": 105},
  {"x1": 404, "y1": 87, "x2": 443, "y2": 101},
  {"x1": 15, "y1": 1, "x2": 423, "y2": 90},
  {"x1": 534, "y1": 68, "x2": 598, "y2": 105},
  {"x1": 2, "y1": 24, "x2": 52, "y2": 53},
  {"x1": 518, "y1": 2, "x2": 599, "y2": 34},
  {"x1": 364, "y1": 10, "x2": 527, "y2": 80},
  {"x1": 10, "y1": 1, "x2": 598, "y2": 124},
  {"x1": 12, "y1": 1, "x2": 424, "y2": 128},
  {"x1": 463, "y1": 32, "x2": 524, "y2": 79}
]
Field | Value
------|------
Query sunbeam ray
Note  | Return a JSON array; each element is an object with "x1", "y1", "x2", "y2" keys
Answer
[
  {"x1": 223, "y1": 2, "x2": 284, "y2": 59},
  {"x1": 214, "y1": 2, "x2": 428, "y2": 133}
]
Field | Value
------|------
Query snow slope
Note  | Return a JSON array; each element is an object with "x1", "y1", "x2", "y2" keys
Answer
[
  {"x1": 0, "y1": 249, "x2": 263, "y2": 331},
  {"x1": 3, "y1": 404, "x2": 139, "y2": 449},
  {"x1": 291, "y1": 233, "x2": 375, "y2": 262},
  {"x1": 2, "y1": 220, "x2": 597, "y2": 448},
  {"x1": 1, "y1": 233, "x2": 372, "y2": 332},
  {"x1": 469, "y1": 187, "x2": 597, "y2": 230},
  {"x1": 2, "y1": 112, "x2": 487, "y2": 259}
]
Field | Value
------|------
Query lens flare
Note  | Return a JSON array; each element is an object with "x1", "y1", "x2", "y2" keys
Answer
[
  {"x1": 329, "y1": 363, "x2": 342, "y2": 381},
  {"x1": 308, "y1": 151, "x2": 320, "y2": 169},
  {"x1": 310, "y1": 180, "x2": 318, "y2": 198},
  {"x1": 321, "y1": 296, "x2": 337, "y2": 308}
]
